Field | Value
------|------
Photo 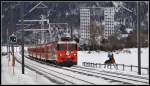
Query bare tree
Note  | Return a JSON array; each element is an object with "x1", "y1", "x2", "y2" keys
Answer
[{"x1": 90, "y1": 21, "x2": 104, "y2": 51}]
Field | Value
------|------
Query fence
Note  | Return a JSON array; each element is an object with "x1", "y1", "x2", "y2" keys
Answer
[{"x1": 82, "y1": 62, "x2": 149, "y2": 75}]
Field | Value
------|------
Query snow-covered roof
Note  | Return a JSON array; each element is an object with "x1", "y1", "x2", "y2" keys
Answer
[
  {"x1": 126, "y1": 28, "x2": 133, "y2": 33},
  {"x1": 121, "y1": 34, "x2": 128, "y2": 38}
]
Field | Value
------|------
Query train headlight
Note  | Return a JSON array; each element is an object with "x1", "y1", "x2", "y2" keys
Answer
[{"x1": 66, "y1": 51, "x2": 69, "y2": 55}]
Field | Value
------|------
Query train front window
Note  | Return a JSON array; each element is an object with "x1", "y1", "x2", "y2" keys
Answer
[
  {"x1": 57, "y1": 44, "x2": 65, "y2": 50},
  {"x1": 68, "y1": 44, "x2": 77, "y2": 51}
]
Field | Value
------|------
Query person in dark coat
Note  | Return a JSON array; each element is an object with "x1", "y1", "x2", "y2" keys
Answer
[{"x1": 108, "y1": 52, "x2": 113, "y2": 61}]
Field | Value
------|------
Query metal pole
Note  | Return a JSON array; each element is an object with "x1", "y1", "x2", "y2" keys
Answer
[
  {"x1": 137, "y1": 1, "x2": 141, "y2": 75},
  {"x1": 11, "y1": 43, "x2": 15, "y2": 74},
  {"x1": 41, "y1": 15, "x2": 44, "y2": 44},
  {"x1": 7, "y1": 29, "x2": 10, "y2": 65},
  {"x1": 71, "y1": 25, "x2": 72, "y2": 39},
  {"x1": 21, "y1": 3, "x2": 24, "y2": 74},
  {"x1": 7, "y1": 29, "x2": 8, "y2": 54},
  {"x1": 148, "y1": 1, "x2": 149, "y2": 77},
  {"x1": 8, "y1": 43, "x2": 10, "y2": 59}
]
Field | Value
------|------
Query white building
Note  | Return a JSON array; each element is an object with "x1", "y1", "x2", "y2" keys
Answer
[
  {"x1": 104, "y1": 7, "x2": 115, "y2": 39},
  {"x1": 79, "y1": 8, "x2": 90, "y2": 46}
]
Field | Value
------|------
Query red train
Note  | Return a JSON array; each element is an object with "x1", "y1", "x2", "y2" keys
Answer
[{"x1": 27, "y1": 38, "x2": 78, "y2": 67}]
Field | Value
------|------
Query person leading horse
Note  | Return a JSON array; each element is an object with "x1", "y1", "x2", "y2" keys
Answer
[{"x1": 104, "y1": 52, "x2": 118, "y2": 69}]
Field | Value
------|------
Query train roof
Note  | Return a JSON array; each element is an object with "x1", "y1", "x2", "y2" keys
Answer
[{"x1": 57, "y1": 40, "x2": 77, "y2": 44}]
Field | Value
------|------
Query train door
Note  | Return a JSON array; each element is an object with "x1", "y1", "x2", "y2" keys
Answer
[{"x1": 51, "y1": 44, "x2": 57, "y2": 60}]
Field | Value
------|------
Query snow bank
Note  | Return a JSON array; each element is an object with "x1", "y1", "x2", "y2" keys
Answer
[{"x1": 1, "y1": 51, "x2": 56, "y2": 85}]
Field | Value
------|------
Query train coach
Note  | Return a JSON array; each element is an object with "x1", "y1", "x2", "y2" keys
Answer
[{"x1": 28, "y1": 38, "x2": 78, "y2": 67}]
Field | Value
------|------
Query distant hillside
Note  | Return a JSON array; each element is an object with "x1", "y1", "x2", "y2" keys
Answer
[{"x1": 1, "y1": 1, "x2": 148, "y2": 44}]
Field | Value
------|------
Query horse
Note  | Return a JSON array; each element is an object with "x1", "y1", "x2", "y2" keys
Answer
[{"x1": 104, "y1": 55, "x2": 118, "y2": 69}]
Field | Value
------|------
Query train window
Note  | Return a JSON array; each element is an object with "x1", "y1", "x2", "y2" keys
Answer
[
  {"x1": 57, "y1": 44, "x2": 65, "y2": 50},
  {"x1": 68, "y1": 44, "x2": 77, "y2": 51}
]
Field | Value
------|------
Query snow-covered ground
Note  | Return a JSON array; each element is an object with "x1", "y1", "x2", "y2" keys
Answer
[
  {"x1": 1, "y1": 46, "x2": 149, "y2": 84},
  {"x1": 78, "y1": 48, "x2": 149, "y2": 76},
  {"x1": 1, "y1": 46, "x2": 56, "y2": 85},
  {"x1": 14, "y1": 52, "x2": 118, "y2": 85},
  {"x1": 78, "y1": 48, "x2": 149, "y2": 67}
]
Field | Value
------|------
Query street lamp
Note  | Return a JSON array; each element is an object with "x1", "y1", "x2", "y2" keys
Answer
[
  {"x1": 20, "y1": 3, "x2": 25, "y2": 74},
  {"x1": 116, "y1": 1, "x2": 141, "y2": 75},
  {"x1": 137, "y1": 1, "x2": 141, "y2": 75}
]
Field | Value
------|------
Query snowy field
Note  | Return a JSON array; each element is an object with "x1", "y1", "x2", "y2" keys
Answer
[
  {"x1": 78, "y1": 48, "x2": 149, "y2": 76},
  {"x1": 1, "y1": 46, "x2": 149, "y2": 84},
  {"x1": 78, "y1": 48, "x2": 149, "y2": 67},
  {"x1": 1, "y1": 46, "x2": 56, "y2": 85}
]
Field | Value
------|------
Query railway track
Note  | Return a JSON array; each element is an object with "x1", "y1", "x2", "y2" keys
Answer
[
  {"x1": 59, "y1": 67, "x2": 148, "y2": 85},
  {"x1": 65, "y1": 66, "x2": 149, "y2": 85},
  {"x1": 16, "y1": 53, "x2": 95, "y2": 85},
  {"x1": 73, "y1": 65, "x2": 149, "y2": 80},
  {"x1": 15, "y1": 58, "x2": 66, "y2": 84},
  {"x1": 18, "y1": 52, "x2": 149, "y2": 85}
]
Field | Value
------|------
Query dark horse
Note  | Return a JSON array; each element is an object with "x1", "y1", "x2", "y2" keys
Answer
[{"x1": 104, "y1": 55, "x2": 118, "y2": 69}]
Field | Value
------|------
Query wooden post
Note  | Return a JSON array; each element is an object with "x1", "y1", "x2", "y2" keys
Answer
[
  {"x1": 110, "y1": 64, "x2": 112, "y2": 69},
  {"x1": 116, "y1": 64, "x2": 118, "y2": 70},
  {"x1": 131, "y1": 65, "x2": 132, "y2": 71},
  {"x1": 83, "y1": 62, "x2": 85, "y2": 67},
  {"x1": 95, "y1": 63, "x2": 97, "y2": 68},
  {"x1": 123, "y1": 64, "x2": 124, "y2": 71},
  {"x1": 91, "y1": 63, "x2": 92, "y2": 67}
]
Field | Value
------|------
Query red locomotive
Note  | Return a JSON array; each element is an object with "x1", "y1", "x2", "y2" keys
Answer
[{"x1": 28, "y1": 38, "x2": 78, "y2": 67}]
